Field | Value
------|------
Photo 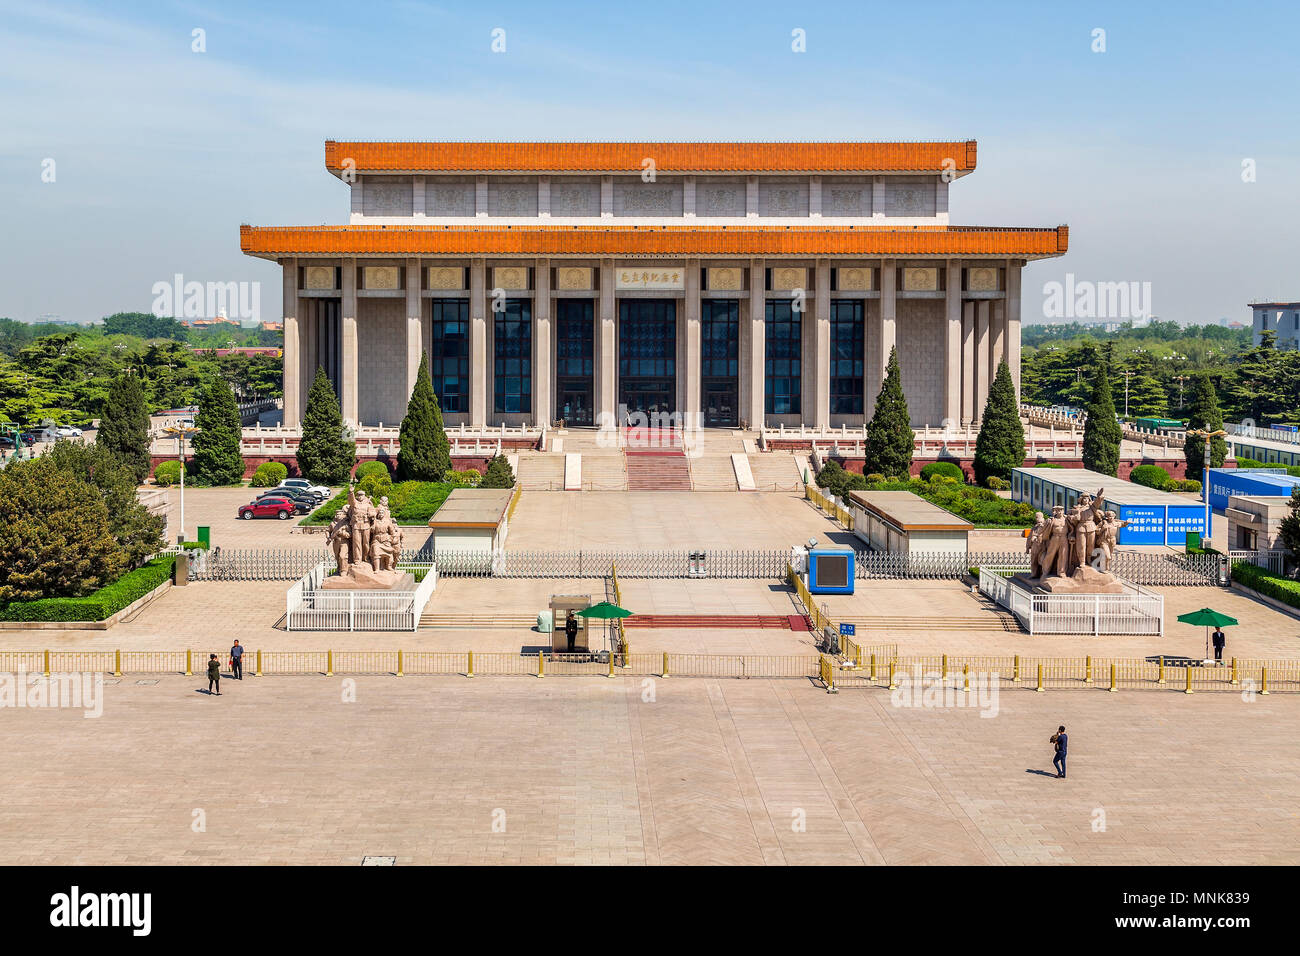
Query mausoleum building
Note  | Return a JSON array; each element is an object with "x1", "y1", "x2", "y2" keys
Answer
[{"x1": 241, "y1": 140, "x2": 1067, "y2": 431}]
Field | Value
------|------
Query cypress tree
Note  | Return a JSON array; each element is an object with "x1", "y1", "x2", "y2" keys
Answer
[
  {"x1": 1082, "y1": 353, "x2": 1122, "y2": 477},
  {"x1": 296, "y1": 367, "x2": 356, "y2": 486},
  {"x1": 864, "y1": 346, "x2": 914, "y2": 479},
  {"x1": 97, "y1": 371, "x2": 153, "y2": 483},
  {"x1": 1183, "y1": 373, "x2": 1227, "y2": 478},
  {"x1": 191, "y1": 378, "x2": 245, "y2": 485},
  {"x1": 974, "y1": 359, "x2": 1026, "y2": 484},
  {"x1": 479, "y1": 454, "x2": 516, "y2": 489},
  {"x1": 396, "y1": 354, "x2": 451, "y2": 482}
]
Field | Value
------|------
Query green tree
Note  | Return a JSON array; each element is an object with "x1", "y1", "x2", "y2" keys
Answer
[
  {"x1": 43, "y1": 440, "x2": 164, "y2": 566},
  {"x1": 479, "y1": 454, "x2": 516, "y2": 489},
  {"x1": 96, "y1": 371, "x2": 153, "y2": 482},
  {"x1": 191, "y1": 378, "x2": 245, "y2": 485},
  {"x1": 1278, "y1": 488, "x2": 1300, "y2": 565},
  {"x1": 864, "y1": 346, "x2": 913, "y2": 479},
  {"x1": 396, "y1": 355, "x2": 451, "y2": 482},
  {"x1": 0, "y1": 456, "x2": 126, "y2": 604},
  {"x1": 1082, "y1": 350, "x2": 1122, "y2": 476},
  {"x1": 296, "y1": 367, "x2": 355, "y2": 485},
  {"x1": 974, "y1": 360, "x2": 1026, "y2": 484},
  {"x1": 1183, "y1": 372, "x2": 1227, "y2": 478}
]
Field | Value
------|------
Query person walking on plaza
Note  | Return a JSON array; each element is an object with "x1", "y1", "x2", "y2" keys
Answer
[
  {"x1": 1050, "y1": 725, "x2": 1068, "y2": 778},
  {"x1": 230, "y1": 640, "x2": 244, "y2": 680},
  {"x1": 1212, "y1": 627, "x2": 1226, "y2": 664},
  {"x1": 207, "y1": 654, "x2": 222, "y2": 696},
  {"x1": 564, "y1": 610, "x2": 579, "y2": 653}
]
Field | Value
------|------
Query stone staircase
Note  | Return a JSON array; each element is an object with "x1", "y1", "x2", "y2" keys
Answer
[
  {"x1": 516, "y1": 453, "x2": 565, "y2": 490},
  {"x1": 625, "y1": 451, "x2": 692, "y2": 491},
  {"x1": 746, "y1": 453, "x2": 804, "y2": 492},
  {"x1": 689, "y1": 454, "x2": 740, "y2": 491},
  {"x1": 420, "y1": 612, "x2": 537, "y2": 629},
  {"x1": 582, "y1": 454, "x2": 629, "y2": 490},
  {"x1": 842, "y1": 614, "x2": 1021, "y2": 633}
]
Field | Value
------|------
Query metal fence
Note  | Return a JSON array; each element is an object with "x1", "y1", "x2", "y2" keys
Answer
[
  {"x1": 183, "y1": 544, "x2": 1227, "y2": 585},
  {"x1": 979, "y1": 568, "x2": 1164, "y2": 635},
  {"x1": 284, "y1": 561, "x2": 437, "y2": 631}
]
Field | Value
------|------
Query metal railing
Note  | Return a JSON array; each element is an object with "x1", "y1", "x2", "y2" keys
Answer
[
  {"x1": 285, "y1": 561, "x2": 437, "y2": 631},
  {"x1": 980, "y1": 567, "x2": 1164, "y2": 635},
  {"x1": 1228, "y1": 550, "x2": 1288, "y2": 575}
]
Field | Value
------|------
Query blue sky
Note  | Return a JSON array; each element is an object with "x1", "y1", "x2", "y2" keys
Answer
[{"x1": 2, "y1": 0, "x2": 1297, "y2": 325}]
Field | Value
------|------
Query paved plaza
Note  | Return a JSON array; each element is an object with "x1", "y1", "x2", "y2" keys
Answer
[{"x1": 3, "y1": 675, "x2": 1296, "y2": 865}]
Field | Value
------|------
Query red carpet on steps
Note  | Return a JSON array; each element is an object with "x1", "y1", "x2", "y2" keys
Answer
[{"x1": 624, "y1": 614, "x2": 811, "y2": 630}]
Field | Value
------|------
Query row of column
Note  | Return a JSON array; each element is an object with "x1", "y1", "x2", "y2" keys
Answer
[{"x1": 281, "y1": 256, "x2": 1022, "y2": 430}]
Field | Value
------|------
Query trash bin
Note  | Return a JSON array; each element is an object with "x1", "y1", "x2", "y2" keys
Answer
[
  {"x1": 173, "y1": 552, "x2": 189, "y2": 587},
  {"x1": 537, "y1": 610, "x2": 553, "y2": 633},
  {"x1": 197, "y1": 526, "x2": 211, "y2": 549}
]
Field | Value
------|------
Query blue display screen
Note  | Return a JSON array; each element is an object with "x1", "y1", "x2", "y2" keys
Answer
[{"x1": 1117, "y1": 505, "x2": 1166, "y2": 545}]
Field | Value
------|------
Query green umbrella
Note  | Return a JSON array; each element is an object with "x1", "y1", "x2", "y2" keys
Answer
[
  {"x1": 1176, "y1": 608, "x2": 1238, "y2": 662},
  {"x1": 576, "y1": 601, "x2": 632, "y2": 619}
]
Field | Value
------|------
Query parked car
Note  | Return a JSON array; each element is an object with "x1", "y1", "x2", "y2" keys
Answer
[
  {"x1": 276, "y1": 478, "x2": 332, "y2": 500},
  {"x1": 55, "y1": 426, "x2": 83, "y2": 438},
  {"x1": 255, "y1": 488, "x2": 318, "y2": 509},
  {"x1": 238, "y1": 496, "x2": 307, "y2": 520}
]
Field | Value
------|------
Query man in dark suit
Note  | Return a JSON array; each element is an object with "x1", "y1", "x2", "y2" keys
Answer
[
  {"x1": 1050, "y1": 726, "x2": 1068, "y2": 779},
  {"x1": 564, "y1": 610, "x2": 578, "y2": 653}
]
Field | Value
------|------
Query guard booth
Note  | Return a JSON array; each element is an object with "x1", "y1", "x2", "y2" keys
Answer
[{"x1": 549, "y1": 594, "x2": 592, "y2": 653}]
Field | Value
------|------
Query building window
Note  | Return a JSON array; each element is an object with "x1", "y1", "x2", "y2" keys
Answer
[
  {"x1": 765, "y1": 300, "x2": 801, "y2": 415},
  {"x1": 555, "y1": 299, "x2": 593, "y2": 378},
  {"x1": 429, "y1": 299, "x2": 469, "y2": 413},
  {"x1": 494, "y1": 299, "x2": 532, "y2": 414},
  {"x1": 702, "y1": 299, "x2": 739, "y2": 379},
  {"x1": 829, "y1": 299, "x2": 864, "y2": 414}
]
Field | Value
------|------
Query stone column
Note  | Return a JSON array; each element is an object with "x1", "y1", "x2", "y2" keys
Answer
[
  {"x1": 742, "y1": 258, "x2": 766, "y2": 428},
  {"x1": 960, "y1": 300, "x2": 975, "y2": 426},
  {"x1": 990, "y1": 299, "x2": 1006, "y2": 386},
  {"x1": 470, "y1": 258, "x2": 487, "y2": 426},
  {"x1": 811, "y1": 258, "x2": 831, "y2": 427},
  {"x1": 975, "y1": 300, "x2": 991, "y2": 422},
  {"x1": 943, "y1": 260, "x2": 962, "y2": 428},
  {"x1": 533, "y1": 258, "x2": 552, "y2": 426},
  {"x1": 1006, "y1": 260, "x2": 1022, "y2": 399},
  {"x1": 683, "y1": 258, "x2": 702, "y2": 423},
  {"x1": 873, "y1": 259, "x2": 897, "y2": 414},
  {"x1": 341, "y1": 258, "x2": 359, "y2": 426},
  {"x1": 281, "y1": 259, "x2": 301, "y2": 428},
  {"x1": 405, "y1": 258, "x2": 422, "y2": 406},
  {"x1": 597, "y1": 259, "x2": 617, "y2": 428}
]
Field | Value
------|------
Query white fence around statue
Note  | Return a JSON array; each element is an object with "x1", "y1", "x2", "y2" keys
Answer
[
  {"x1": 979, "y1": 567, "x2": 1164, "y2": 636},
  {"x1": 286, "y1": 561, "x2": 437, "y2": 631}
]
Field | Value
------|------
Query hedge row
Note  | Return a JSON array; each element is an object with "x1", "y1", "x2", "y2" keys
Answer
[
  {"x1": 0, "y1": 555, "x2": 177, "y2": 622},
  {"x1": 1232, "y1": 561, "x2": 1300, "y2": 611}
]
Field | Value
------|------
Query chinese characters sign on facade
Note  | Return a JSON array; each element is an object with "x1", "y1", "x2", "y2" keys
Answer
[{"x1": 615, "y1": 267, "x2": 685, "y2": 291}]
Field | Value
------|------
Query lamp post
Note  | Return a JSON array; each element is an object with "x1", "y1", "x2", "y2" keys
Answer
[
  {"x1": 163, "y1": 424, "x2": 198, "y2": 544},
  {"x1": 1188, "y1": 427, "x2": 1227, "y2": 548}
]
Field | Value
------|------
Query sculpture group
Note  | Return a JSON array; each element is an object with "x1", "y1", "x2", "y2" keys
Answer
[
  {"x1": 1023, "y1": 488, "x2": 1129, "y2": 591},
  {"x1": 324, "y1": 485, "x2": 406, "y2": 588}
]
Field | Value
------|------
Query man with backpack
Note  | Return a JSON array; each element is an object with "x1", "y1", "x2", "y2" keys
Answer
[{"x1": 1050, "y1": 725, "x2": 1068, "y2": 779}]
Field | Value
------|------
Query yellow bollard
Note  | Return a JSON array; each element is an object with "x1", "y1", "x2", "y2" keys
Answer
[
  {"x1": 255, "y1": 649, "x2": 262, "y2": 677},
  {"x1": 1230, "y1": 657, "x2": 1238, "y2": 686},
  {"x1": 962, "y1": 663, "x2": 970, "y2": 694},
  {"x1": 1036, "y1": 663, "x2": 1045, "y2": 693},
  {"x1": 1109, "y1": 663, "x2": 1118, "y2": 693},
  {"x1": 1012, "y1": 655, "x2": 1021, "y2": 682},
  {"x1": 1084, "y1": 656, "x2": 1092, "y2": 684},
  {"x1": 941, "y1": 654, "x2": 948, "y2": 683},
  {"x1": 185, "y1": 649, "x2": 192, "y2": 677},
  {"x1": 114, "y1": 649, "x2": 122, "y2": 678},
  {"x1": 870, "y1": 654, "x2": 877, "y2": 681},
  {"x1": 1260, "y1": 667, "x2": 1269, "y2": 696},
  {"x1": 326, "y1": 650, "x2": 333, "y2": 677},
  {"x1": 396, "y1": 650, "x2": 404, "y2": 678},
  {"x1": 854, "y1": 644, "x2": 862, "y2": 669},
  {"x1": 538, "y1": 651, "x2": 545, "y2": 678},
  {"x1": 888, "y1": 660, "x2": 897, "y2": 691},
  {"x1": 1184, "y1": 666, "x2": 1194, "y2": 695},
  {"x1": 1158, "y1": 655, "x2": 1165, "y2": 685},
  {"x1": 44, "y1": 649, "x2": 51, "y2": 678},
  {"x1": 467, "y1": 650, "x2": 474, "y2": 678},
  {"x1": 662, "y1": 651, "x2": 669, "y2": 678},
  {"x1": 608, "y1": 652, "x2": 615, "y2": 679}
]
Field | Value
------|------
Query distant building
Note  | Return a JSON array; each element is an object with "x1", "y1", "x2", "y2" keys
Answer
[{"x1": 1249, "y1": 301, "x2": 1300, "y2": 349}]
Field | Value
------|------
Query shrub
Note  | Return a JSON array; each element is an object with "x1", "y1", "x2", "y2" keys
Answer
[
  {"x1": 354, "y1": 461, "x2": 391, "y2": 481},
  {"x1": 356, "y1": 472, "x2": 393, "y2": 502},
  {"x1": 1032, "y1": 462, "x2": 1063, "y2": 468},
  {"x1": 1235, "y1": 457, "x2": 1265, "y2": 468},
  {"x1": 153, "y1": 460, "x2": 182, "y2": 486},
  {"x1": 1129, "y1": 464, "x2": 1174, "y2": 490},
  {"x1": 1174, "y1": 479, "x2": 1202, "y2": 493},
  {"x1": 816, "y1": 459, "x2": 845, "y2": 491},
  {"x1": 1232, "y1": 561, "x2": 1300, "y2": 611},
  {"x1": 480, "y1": 455, "x2": 516, "y2": 489},
  {"x1": 447, "y1": 469, "x2": 482, "y2": 486},
  {"x1": 251, "y1": 461, "x2": 289, "y2": 487},
  {"x1": 920, "y1": 461, "x2": 964, "y2": 482},
  {"x1": 986, "y1": 476, "x2": 1007, "y2": 491},
  {"x1": 865, "y1": 473, "x2": 885, "y2": 484},
  {"x1": 392, "y1": 482, "x2": 454, "y2": 523},
  {"x1": 0, "y1": 556, "x2": 175, "y2": 622}
]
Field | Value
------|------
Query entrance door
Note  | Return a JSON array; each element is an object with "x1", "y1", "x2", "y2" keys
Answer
[
  {"x1": 557, "y1": 386, "x2": 592, "y2": 427},
  {"x1": 554, "y1": 299, "x2": 594, "y2": 426},
  {"x1": 618, "y1": 300, "x2": 676, "y2": 420},
  {"x1": 703, "y1": 381, "x2": 738, "y2": 428}
]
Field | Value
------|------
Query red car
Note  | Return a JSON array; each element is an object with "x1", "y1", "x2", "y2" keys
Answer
[{"x1": 238, "y1": 496, "x2": 297, "y2": 520}]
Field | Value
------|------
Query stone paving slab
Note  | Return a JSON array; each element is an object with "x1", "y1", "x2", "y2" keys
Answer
[{"x1": 2, "y1": 676, "x2": 1295, "y2": 865}]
